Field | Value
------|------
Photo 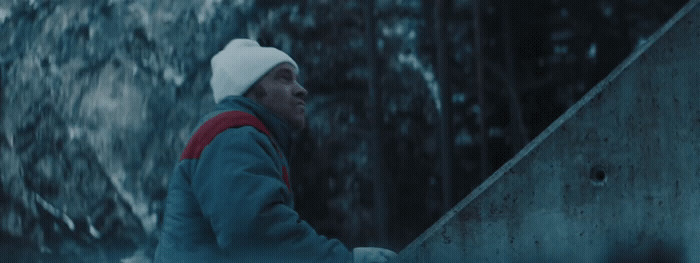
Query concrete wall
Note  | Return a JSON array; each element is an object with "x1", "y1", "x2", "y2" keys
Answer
[{"x1": 397, "y1": 0, "x2": 700, "y2": 261}]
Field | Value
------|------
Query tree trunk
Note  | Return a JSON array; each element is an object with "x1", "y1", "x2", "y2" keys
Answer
[
  {"x1": 435, "y1": 0, "x2": 454, "y2": 211},
  {"x1": 501, "y1": 0, "x2": 528, "y2": 153},
  {"x1": 473, "y1": 0, "x2": 491, "y2": 181},
  {"x1": 363, "y1": 0, "x2": 389, "y2": 246}
]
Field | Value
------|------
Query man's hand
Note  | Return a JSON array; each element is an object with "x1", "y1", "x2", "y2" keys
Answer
[{"x1": 353, "y1": 247, "x2": 398, "y2": 263}]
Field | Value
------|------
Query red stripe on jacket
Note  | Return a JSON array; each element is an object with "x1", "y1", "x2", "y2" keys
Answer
[{"x1": 179, "y1": 111, "x2": 291, "y2": 190}]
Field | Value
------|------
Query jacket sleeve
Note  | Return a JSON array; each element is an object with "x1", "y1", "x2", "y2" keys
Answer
[{"x1": 190, "y1": 126, "x2": 352, "y2": 262}]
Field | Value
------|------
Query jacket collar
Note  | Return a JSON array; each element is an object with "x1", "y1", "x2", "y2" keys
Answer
[{"x1": 216, "y1": 96, "x2": 293, "y2": 156}]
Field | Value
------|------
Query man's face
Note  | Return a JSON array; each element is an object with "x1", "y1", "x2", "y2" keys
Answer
[{"x1": 248, "y1": 63, "x2": 308, "y2": 130}]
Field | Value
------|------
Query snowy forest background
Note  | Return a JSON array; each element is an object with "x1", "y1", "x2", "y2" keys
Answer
[{"x1": 0, "y1": 0, "x2": 689, "y2": 261}]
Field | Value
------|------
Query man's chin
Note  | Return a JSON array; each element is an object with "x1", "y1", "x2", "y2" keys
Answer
[
  {"x1": 290, "y1": 118, "x2": 306, "y2": 131},
  {"x1": 294, "y1": 122, "x2": 306, "y2": 131}
]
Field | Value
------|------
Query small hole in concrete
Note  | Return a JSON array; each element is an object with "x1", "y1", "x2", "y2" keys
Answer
[
  {"x1": 594, "y1": 170, "x2": 605, "y2": 181},
  {"x1": 590, "y1": 166, "x2": 607, "y2": 185}
]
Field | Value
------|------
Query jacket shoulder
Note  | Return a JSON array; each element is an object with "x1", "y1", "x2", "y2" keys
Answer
[{"x1": 180, "y1": 111, "x2": 270, "y2": 161}]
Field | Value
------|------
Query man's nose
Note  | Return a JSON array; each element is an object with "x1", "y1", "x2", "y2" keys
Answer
[{"x1": 294, "y1": 85, "x2": 308, "y2": 99}]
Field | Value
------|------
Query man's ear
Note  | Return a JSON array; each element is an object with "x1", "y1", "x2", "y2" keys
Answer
[{"x1": 245, "y1": 83, "x2": 267, "y2": 100}]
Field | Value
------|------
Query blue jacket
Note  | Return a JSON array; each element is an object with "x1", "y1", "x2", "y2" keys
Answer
[{"x1": 155, "y1": 96, "x2": 352, "y2": 262}]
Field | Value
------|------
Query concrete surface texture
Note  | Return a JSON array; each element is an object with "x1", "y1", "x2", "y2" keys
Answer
[{"x1": 397, "y1": 0, "x2": 700, "y2": 261}]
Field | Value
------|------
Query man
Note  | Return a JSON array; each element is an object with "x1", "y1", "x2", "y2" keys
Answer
[{"x1": 155, "y1": 39, "x2": 397, "y2": 262}]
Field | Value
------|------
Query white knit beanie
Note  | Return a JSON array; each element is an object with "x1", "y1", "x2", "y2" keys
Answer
[{"x1": 210, "y1": 39, "x2": 299, "y2": 104}]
